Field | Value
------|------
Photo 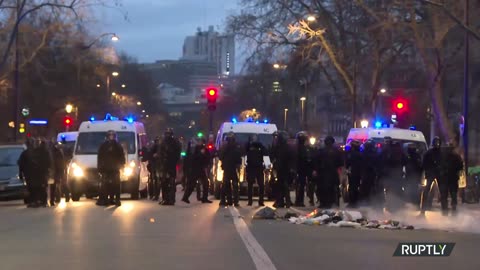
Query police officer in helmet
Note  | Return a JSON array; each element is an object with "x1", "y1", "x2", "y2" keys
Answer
[
  {"x1": 294, "y1": 131, "x2": 313, "y2": 207},
  {"x1": 97, "y1": 130, "x2": 125, "y2": 206},
  {"x1": 315, "y1": 136, "x2": 343, "y2": 208},
  {"x1": 218, "y1": 132, "x2": 242, "y2": 206},
  {"x1": 271, "y1": 131, "x2": 293, "y2": 208},
  {"x1": 346, "y1": 140, "x2": 363, "y2": 207},
  {"x1": 245, "y1": 134, "x2": 267, "y2": 206},
  {"x1": 157, "y1": 128, "x2": 181, "y2": 206},
  {"x1": 420, "y1": 136, "x2": 442, "y2": 215}
]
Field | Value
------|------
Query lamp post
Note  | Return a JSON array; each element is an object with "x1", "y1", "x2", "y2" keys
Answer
[
  {"x1": 284, "y1": 108, "x2": 288, "y2": 130},
  {"x1": 300, "y1": 97, "x2": 306, "y2": 130},
  {"x1": 463, "y1": 0, "x2": 470, "y2": 170}
]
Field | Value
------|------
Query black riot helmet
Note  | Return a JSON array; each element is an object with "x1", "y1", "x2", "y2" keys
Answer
[
  {"x1": 296, "y1": 131, "x2": 308, "y2": 145},
  {"x1": 324, "y1": 136, "x2": 335, "y2": 147},
  {"x1": 350, "y1": 140, "x2": 361, "y2": 151},
  {"x1": 432, "y1": 136, "x2": 442, "y2": 149},
  {"x1": 164, "y1": 128, "x2": 174, "y2": 138},
  {"x1": 106, "y1": 130, "x2": 117, "y2": 141},
  {"x1": 363, "y1": 140, "x2": 375, "y2": 153},
  {"x1": 154, "y1": 136, "x2": 161, "y2": 144},
  {"x1": 384, "y1": 136, "x2": 393, "y2": 146},
  {"x1": 407, "y1": 143, "x2": 417, "y2": 155},
  {"x1": 226, "y1": 131, "x2": 235, "y2": 143}
]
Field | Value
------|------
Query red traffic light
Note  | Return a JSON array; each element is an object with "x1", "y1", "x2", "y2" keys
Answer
[
  {"x1": 392, "y1": 98, "x2": 408, "y2": 113},
  {"x1": 64, "y1": 116, "x2": 73, "y2": 126},
  {"x1": 207, "y1": 143, "x2": 214, "y2": 150},
  {"x1": 206, "y1": 87, "x2": 218, "y2": 99}
]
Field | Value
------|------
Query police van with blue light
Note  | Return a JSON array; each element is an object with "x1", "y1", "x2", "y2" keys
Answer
[
  {"x1": 213, "y1": 118, "x2": 277, "y2": 199},
  {"x1": 67, "y1": 114, "x2": 149, "y2": 201},
  {"x1": 346, "y1": 122, "x2": 428, "y2": 154}
]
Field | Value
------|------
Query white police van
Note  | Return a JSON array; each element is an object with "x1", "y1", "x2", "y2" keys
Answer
[
  {"x1": 67, "y1": 115, "x2": 149, "y2": 201},
  {"x1": 346, "y1": 127, "x2": 428, "y2": 154},
  {"x1": 213, "y1": 119, "x2": 277, "y2": 199}
]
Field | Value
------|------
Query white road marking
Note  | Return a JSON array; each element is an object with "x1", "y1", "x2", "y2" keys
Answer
[{"x1": 229, "y1": 206, "x2": 277, "y2": 270}]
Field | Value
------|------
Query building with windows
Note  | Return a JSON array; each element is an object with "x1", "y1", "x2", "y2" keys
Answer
[{"x1": 182, "y1": 26, "x2": 235, "y2": 76}]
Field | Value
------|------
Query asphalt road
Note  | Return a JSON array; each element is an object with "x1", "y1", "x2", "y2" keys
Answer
[{"x1": 1, "y1": 193, "x2": 479, "y2": 270}]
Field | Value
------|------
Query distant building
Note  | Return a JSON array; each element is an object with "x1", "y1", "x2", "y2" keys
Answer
[{"x1": 182, "y1": 26, "x2": 235, "y2": 76}]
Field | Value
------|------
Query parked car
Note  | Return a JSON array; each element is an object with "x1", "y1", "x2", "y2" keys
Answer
[{"x1": 0, "y1": 145, "x2": 27, "y2": 201}]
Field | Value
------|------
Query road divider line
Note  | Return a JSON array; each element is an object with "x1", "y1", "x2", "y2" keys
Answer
[{"x1": 229, "y1": 207, "x2": 277, "y2": 270}]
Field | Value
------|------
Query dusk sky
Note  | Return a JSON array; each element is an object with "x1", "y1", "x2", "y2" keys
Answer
[{"x1": 102, "y1": 0, "x2": 239, "y2": 64}]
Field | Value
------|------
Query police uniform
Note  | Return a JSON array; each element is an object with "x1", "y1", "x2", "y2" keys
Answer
[
  {"x1": 182, "y1": 142, "x2": 212, "y2": 203},
  {"x1": 439, "y1": 146, "x2": 463, "y2": 215},
  {"x1": 218, "y1": 133, "x2": 242, "y2": 206},
  {"x1": 31, "y1": 139, "x2": 52, "y2": 207},
  {"x1": 361, "y1": 141, "x2": 378, "y2": 203},
  {"x1": 245, "y1": 136, "x2": 267, "y2": 206},
  {"x1": 315, "y1": 136, "x2": 343, "y2": 208},
  {"x1": 345, "y1": 141, "x2": 363, "y2": 207},
  {"x1": 421, "y1": 137, "x2": 442, "y2": 214},
  {"x1": 157, "y1": 129, "x2": 181, "y2": 205},
  {"x1": 295, "y1": 132, "x2": 314, "y2": 207},
  {"x1": 97, "y1": 131, "x2": 126, "y2": 206},
  {"x1": 271, "y1": 131, "x2": 293, "y2": 208},
  {"x1": 18, "y1": 140, "x2": 36, "y2": 205}
]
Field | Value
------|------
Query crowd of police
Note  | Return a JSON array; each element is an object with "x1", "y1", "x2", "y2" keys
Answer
[
  {"x1": 15, "y1": 127, "x2": 464, "y2": 216},
  {"x1": 17, "y1": 137, "x2": 72, "y2": 208}
]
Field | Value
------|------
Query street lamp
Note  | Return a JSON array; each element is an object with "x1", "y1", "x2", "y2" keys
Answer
[
  {"x1": 111, "y1": 92, "x2": 117, "y2": 96},
  {"x1": 96, "y1": 84, "x2": 101, "y2": 88},
  {"x1": 273, "y1": 63, "x2": 280, "y2": 69},
  {"x1": 307, "y1": 15, "x2": 316, "y2": 22},
  {"x1": 284, "y1": 108, "x2": 288, "y2": 130},
  {"x1": 82, "y1": 33, "x2": 120, "y2": 50},
  {"x1": 380, "y1": 88, "x2": 387, "y2": 94},
  {"x1": 111, "y1": 34, "x2": 120, "y2": 41},
  {"x1": 137, "y1": 101, "x2": 142, "y2": 106},
  {"x1": 121, "y1": 84, "x2": 126, "y2": 88},
  {"x1": 300, "y1": 97, "x2": 306, "y2": 130},
  {"x1": 112, "y1": 72, "x2": 119, "y2": 77},
  {"x1": 65, "y1": 104, "x2": 74, "y2": 114},
  {"x1": 360, "y1": 119, "x2": 369, "y2": 128}
]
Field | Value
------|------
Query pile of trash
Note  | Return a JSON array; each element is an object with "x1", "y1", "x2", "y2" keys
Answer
[{"x1": 286, "y1": 209, "x2": 415, "y2": 230}]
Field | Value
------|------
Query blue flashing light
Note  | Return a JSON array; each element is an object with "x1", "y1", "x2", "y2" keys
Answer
[
  {"x1": 105, "y1": 113, "x2": 112, "y2": 121},
  {"x1": 90, "y1": 116, "x2": 95, "y2": 122},
  {"x1": 231, "y1": 117, "x2": 237, "y2": 123},
  {"x1": 61, "y1": 134, "x2": 66, "y2": 139},
  {"x1": 126, "y1": 117, "x2": 134, "y2": 124},
  {"x1": 374, "y1": 121, "x2": 382, "y2": 128},
  {"x1": 29, "y1": 119, "x2": 48, "y2": 125},
  {"x1": 263, "y1": 119, "x2": 268, "y2": 123},
  {"x1": 255, "y1": 120, "x2": 259, "y2": 124},
  {"x1": 409, "y1": 125, "x2": 416, "y2": 130}
]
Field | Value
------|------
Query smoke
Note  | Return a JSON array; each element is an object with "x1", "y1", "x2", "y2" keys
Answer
[{"x1": 359, "y1": 202, "x2": 480, "y2": 234}]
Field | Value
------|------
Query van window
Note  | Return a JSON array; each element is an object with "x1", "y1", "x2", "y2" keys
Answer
[
  {"x1": 222, "y1": 133, "x2": 273, "y2": 147},
  {"x1": 75, "y1": 132, "x2": 136, "y2": 154}
]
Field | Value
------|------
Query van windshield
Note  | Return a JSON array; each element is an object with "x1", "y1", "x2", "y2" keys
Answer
[
  {"x1": 75, "y1": 132, "x2": 136, "y2": 155},
  {"x1": 222, "y1": 133, "x2": 273, "y2": 148}
]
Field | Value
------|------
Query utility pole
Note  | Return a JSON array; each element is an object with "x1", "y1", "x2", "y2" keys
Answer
[
  {"x1": 13, "y1": 0, "x2": 20, "y2": 142},
  {"x1": 463, "y1": 0, "x2": 470, "y2": 169}
]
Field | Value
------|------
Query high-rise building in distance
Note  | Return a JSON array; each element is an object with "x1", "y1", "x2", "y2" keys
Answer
[{"x1": 182, "y1": 25, "x2": 235, "y2": 76}]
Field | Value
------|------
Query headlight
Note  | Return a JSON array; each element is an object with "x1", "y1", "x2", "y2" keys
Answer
[
  {"x1": 123, "y1": 167, "x2": 133, "y2": 177},
  {"x1": 71, "y1": 163, "x2": 84, "y2": 177},
  {"x1": 128, "y1": 160, "x2": 136, "y2": 168}
]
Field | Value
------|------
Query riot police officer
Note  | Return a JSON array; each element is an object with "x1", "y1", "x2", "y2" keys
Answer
[
  {"x1": 157, "y1": 128, "x2": 181, "y2": 206},
  {"x1": 18, "y1": 138, "x2": 36, "y2": 206},
  {"x1": 148, "y1": 137, "x2": 161, "y2": 200},
  {"x1": 271, "y1": 131, "x2": 293, "y2": 208},
  {"x1": 439, "y1": 144, "x2": 463, "y2": 216},
  {"x1": 405, "y1": 143, "x2": 423, "y2": 204},
  {"x1": 345, "y1": 140, "x2": 363, "y2": 207},
  {"x1": 361, "y1": 140, "x2": 378, "y2": 203},
  {"x1": 182, "y1": 139, "x2": 212, "y2": 204},
  {"x1": 294, "y1": 131, "x2": 314, "y2": 207},
  {"x1": 420, "y1": 137, "x2": 442, "y2": 214},
  {"x1": 97, "y1": 130, "x2": 125, "y2": 206},
  {"x1": 245, "y1": 134, "x2": 267, "y2": 206},
  {"x1": 315, "y1": 136, "x2": 343, "y2": 208},
  {"x1": 218, "y1": 132, "x2": 242, "y2": 207},
  {"x1": 50, "y1": 139, "x2": 65, "y2": 206}
]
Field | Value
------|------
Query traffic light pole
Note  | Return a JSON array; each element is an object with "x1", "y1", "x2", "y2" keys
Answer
[
  {"x1": 463, "y1": 0, "x2": 470, "y2": 169},
  {"x1": 209, "y1": 109, "x2": 214, "y2": 134}
]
